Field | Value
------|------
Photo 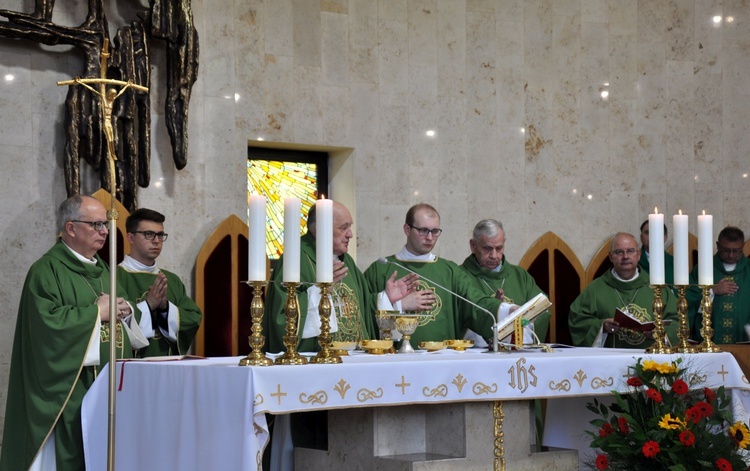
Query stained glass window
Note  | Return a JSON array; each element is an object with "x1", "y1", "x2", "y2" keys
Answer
[{"x1": 247, "y1": 148, "x2": 327, "y2": 260}]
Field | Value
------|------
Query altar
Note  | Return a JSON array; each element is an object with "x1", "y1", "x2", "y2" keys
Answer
[{"x1": 81, "y1": 348, "x2": 750, "y2": 470}]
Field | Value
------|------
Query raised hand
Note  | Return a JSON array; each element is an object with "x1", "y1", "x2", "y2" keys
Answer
[{"x1": 386, "y1": 271, "x2": 419, "y2": 302}]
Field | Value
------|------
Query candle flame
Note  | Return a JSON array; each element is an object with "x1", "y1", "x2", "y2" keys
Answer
[
  {"x1": 654, "y1": 206, "x2": 659, "y2": 214},
  {"x1": 702, "y1": 209, "x2": 706, "y2": 215},
  {"x1": 321, "y1": 194, "x2": 327, "y2": 200},
  {"x1": 678, "y1": 209, "x2": 683, "y2": 215}
]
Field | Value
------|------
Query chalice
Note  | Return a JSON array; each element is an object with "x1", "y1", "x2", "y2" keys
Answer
[
  {"x1": 392, "y1": 312, "x2": 431, "y2": 353},
  {"x1": 376, "y1": 310, "x2": 398, "y2": 341}
]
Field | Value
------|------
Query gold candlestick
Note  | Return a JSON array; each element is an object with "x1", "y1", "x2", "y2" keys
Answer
[
  {"x1": 239, "y1": 281, "x2": 273, "y2": 366},
  {"x1": 672, "y1": 285, "x2": 695, "y2": 353},
  {"x1": 275, "y1": 283, "x2": 308, "y2": 365},
  {"x1": 310, "y1": 282, "x2": 342, "y2": 364},
  {"x1": 646, "y1": 285, "x2": 670, "y2": 354},
  {"x1": 698, "y1": 285, "x2": 721, "y2": 353}
]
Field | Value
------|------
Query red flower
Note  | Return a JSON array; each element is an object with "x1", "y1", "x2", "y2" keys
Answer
[
  {"x1": 617, "y1": 417, "x2": 629, "y2": 434},
  {"x1": 642, "y1": 440, "x2": 660, "y2": 458},
  {"x1": 715, "y1": 457, "x2": 732, "y2": 471},
  {"x1": 646, "y1": 388, "x2": 663, "y2": 402},
  {"x1": 672, "y1": 379, "x2": 688, "y2": 395},
  {"x1": 679, "y1": 429, "x2": 695, "y2": 446},
  {"x1": 627, "y1": 376, "x2": 643, "y2": 387},
  {"x1": 595, "y1": 453, "x2": 609, "y2": 470},
  {"x1": 695, "y1": 401, "x2": 714, "y2": 418},
  {"x1": 686, "y1": 406, "x2": 701, "y2": 424},
  {"x1": 599, "y1": 422, "x2": 614, "y2": 437},
  {"x1": 705, "y1": 387, "x2": 716, "y2": 403}
]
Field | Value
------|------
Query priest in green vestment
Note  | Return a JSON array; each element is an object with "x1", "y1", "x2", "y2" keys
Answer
[
  {"x1": 117, "y1": 208, "x2": 203, "y2": 357},
  {"x1": 638, "y1": 219, "x2": 675, "y2": 288},
  {"x1": 263, "y1": 201, "x2": 430, "y2": 353},
  {"x1": 569, "y1": 232, "x2": 678, "y2": 349},
  {"x1": 364, "y1": 204, "x2": 512, "y2": 346},
  {"x1": 0, "y1": 195, "x2": 144, "y2": 471},
  {"x1": 460, "y1": 218, "x2": 549, "y2": 343},
  {"x1": 686, "y1": 226, "x2": 750, "y2": 343}
]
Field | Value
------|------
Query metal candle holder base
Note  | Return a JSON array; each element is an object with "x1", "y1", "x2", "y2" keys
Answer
[
  {"x1": 646, "y1": 285, "x2": 670, "y2": 354},
  {"x1": 275, "y1": 282, "x2": 308, "y2": 365},
  {"x1": 239, "y1": 281, "x2": 273, "y2": 366},
  {"x1": 698, "y1": 285, "x2": 721, "y2": 353},
  {"x1": 310, "y1": 282, "x2": 342, "y2": 364},
  {"x1": 671, "y1": 285, "x2": 695, "y2": 354}
]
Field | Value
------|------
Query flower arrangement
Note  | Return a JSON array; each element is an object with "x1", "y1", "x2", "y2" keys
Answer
[{"x1": 586, "y1": 358, "x2": 749, "y2": 471}]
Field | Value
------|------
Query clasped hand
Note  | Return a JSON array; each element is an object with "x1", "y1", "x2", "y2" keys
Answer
[
  {"x1": 145, "y1": 273, "x2": 169, "y2": 311},
  {"x1": 96, "y1": 293, "x2": 131, "y2": 322}
]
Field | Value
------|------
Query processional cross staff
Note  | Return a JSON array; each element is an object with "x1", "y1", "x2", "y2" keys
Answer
[{"x1": 57, "y1": 38, "x2": 148, "y2": 471}]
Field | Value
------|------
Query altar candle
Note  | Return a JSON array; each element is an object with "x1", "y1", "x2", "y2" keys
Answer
[
  {"x1": 283, "y1": 198, "x2": 302, "y2": 282},
  {"x1": 316, "y1": 197, "x2": 333, "y2": 283},
  {"x1": 673, "y1": 210, "x2": 689, "y2": 285},
  {"x1": 648, "y1": 208, "x2": 665, "y2": 284},
  {"x1": 698, "y1": 211, "x2": 714, "y2": 286},
  {"x1": 248, "y1": 195, "x2": 267, "y2": 281}
]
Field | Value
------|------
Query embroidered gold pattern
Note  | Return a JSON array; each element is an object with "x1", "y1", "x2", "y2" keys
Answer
[
  {"x1": 687, "y1": 373, "x2": 708, "y2": 385},
  {"x1": 396, "y1": 376, "x2": 410, "y2": 394},
  {"x1": 331, "y1": 282, "x2": 365, "y2": 343},
  {"x1": 472, "y1": 382, "x2": 498, "y2": 395},
  {"x1": 452, "y1": 374, "x2": 468, "y2": 392},
  {"x1": 591, "y1": 376, "x2": 614, "y2": 389},
  {"x1": 507, "y1": 357, "x2": 538, "y2": 393},
  {"x1": 334, "y1": 379, "x2": 351, "y2": 399},
  {"x1": 616, "y1": 303, "x2": 650, "y2": 345},
  {"x1": 723, "y1": 317, "x2": 733, "y2": 327},
  {"x1": 415, "y1": 280, "x2": 443, "y2": 326},
  {"x1": 299, "y1": 390, "x2": 328, "y2": 405},
  {"x1": 422, "y1": 385, "x2": 448, "y2": 398},
  {"x1": 574, "y1": 370, "x2": 587, "y2": 387},
  {"x1": 254, "y1": 394, "x2": 264, "y2": 406},
  {"x1": 357, "y1": 387, "x2": 384, "y2": 402},
  {"x1": 271, "y1": 384, "x2": 287, "y2": 405},
  {"x1": 549, "y1": 379, "x2": 571, "y2": 391}
]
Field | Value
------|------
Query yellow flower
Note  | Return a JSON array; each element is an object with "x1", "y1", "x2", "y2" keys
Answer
[
  {"x1": 658, "y1": 413, "x2": 686, "y2": 430},
  {"x1": 730, "y1": 422, "x2": 750, "y2": 449},
  {"x1": 643, "y1": 359, "x2": 677, "y2": 374}
]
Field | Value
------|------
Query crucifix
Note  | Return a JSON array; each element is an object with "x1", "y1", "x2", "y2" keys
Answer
[{"x1": 57, "y1": 38, "x2": 148, "y2": 471}]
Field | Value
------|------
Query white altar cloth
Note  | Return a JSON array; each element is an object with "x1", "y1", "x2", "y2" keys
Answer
[{"x1": 81, "y1": 348, "x2": 750, "y2": 470}]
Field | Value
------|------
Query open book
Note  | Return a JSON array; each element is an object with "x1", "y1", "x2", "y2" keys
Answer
[
  {"x1": 614, "y1": 308, "x2": 672, "y2": 333},
  {"x1": 496, "y1": 293, "x2": 552, "y2": 340}
]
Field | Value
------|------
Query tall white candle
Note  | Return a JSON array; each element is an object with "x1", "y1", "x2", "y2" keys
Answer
[
  {"x1": 697, "y1": 211, "x2": 714, "y2": 286},
  {"x1": 283, "y1": 198, "x2": 302, "y2": 283},
  {"x1": 316, "y1": 198, "x2": 333, "y2": 283},
  {"x1": 248, "y1": 195, "x2": 267, "y2": 281},
  {"x1": 648, "y1": 209, "x2": 665, "y2": 284},
  {"x1": 673, "y1": 211, "x2": 689, "y2": 285}
]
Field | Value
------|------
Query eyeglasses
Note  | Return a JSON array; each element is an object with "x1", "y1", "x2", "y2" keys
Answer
[
  {"x1": 131, "y1": 231, "x2": 169, "y2": 241},
  {"x1": 611, "y1": 248, "x2": 638, "y2": 257},
  {"x1": 72, "y1": 220, "x2": 108, "y2": 231},
  {"x1": 409, "y1": 225, "x2": 442, "y2": 237},
  {"x1": 718, "y1": 246, "x2": 743, "y2": 255}
]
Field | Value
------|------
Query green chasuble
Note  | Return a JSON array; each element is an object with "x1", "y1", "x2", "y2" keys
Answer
[
  {"x1": 263, "y1": 232, "x2": 379, "y2": 353},
  {"x1": 568, "y1": 269, "x2": 678, "y2": 349},
  {"x1": 0, "y1": 239, "x2": 140, "y2": 471},
  {"x1": 364, "y1": 255, "x2": 502, "y2": 345},
  {"x1": 460, "y1": 254, "x2": 550, "y2": 342},
  {"x1": 117, "y1": 266, "x2": 203, "y2": 357},
  {"x1": 638, "y1": 248, "x2": 676, "y2": 288},
  {"x1": 686, "y1": 254, "x2": 750, "y2": 344}
]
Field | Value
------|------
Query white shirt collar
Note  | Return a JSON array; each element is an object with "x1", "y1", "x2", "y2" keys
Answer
[
  {"x1": 395, "y1": 246, "x2": 436, "y2": 262},
  {"x1": 119, "y1": 254, "x2": 160, "y2": 274},
  {"x1": 62, "y1": 240, "x2": 97, "y2": 265},
  {"x1": 611, "y1": 267, "x2": 639, "y2": 282}
]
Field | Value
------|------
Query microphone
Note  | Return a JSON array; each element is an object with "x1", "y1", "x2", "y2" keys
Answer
[{"x1": 377, "y1": 257, "x2": 502, "y2": 352}]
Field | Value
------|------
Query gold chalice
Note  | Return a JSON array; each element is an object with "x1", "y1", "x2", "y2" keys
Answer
[
  {"x1": 394, "y1": 315, "x2": 422, "y2": 353},
  {"x1": 376, "y1": 310, "x2": 398, "y2": 340}
]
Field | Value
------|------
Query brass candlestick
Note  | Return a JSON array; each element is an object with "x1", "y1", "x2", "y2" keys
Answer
[
  {"x1": 646, "y1": 285, "x2": 670, "y2": 354},
  {"x1": 310, "y1": 282, "x2": 342, "y2": 364},
  {"x1": 239, "y1": 281, "x2": 273, "y2": 366},
  {"x1": 275, "y1": 283, "x2": 308, "y2": 365},
  {"x1": 698, "y1": 285, "x2": 721, "y2": 353},
  {"x1": 672, "y1": 285, "x2": 695, "y2": 353}
]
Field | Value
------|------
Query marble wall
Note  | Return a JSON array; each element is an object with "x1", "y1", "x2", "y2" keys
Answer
[{"x1": 1, "y1": 0, "x2": 749, "y2": 447}]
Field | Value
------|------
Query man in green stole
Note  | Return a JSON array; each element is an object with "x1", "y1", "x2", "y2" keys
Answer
[
  {"x1": 364, "y1": 204, "x2": 510, "y2": 346},
  {"x1": 687, "y1": 226, "x2": 750, "y2": 343},
  {"x1": 638, "y1": 219, "x2": 675, "y2": 288},
  {"x1": 117, "y1": 208, "x2": 203, "y2": 357},
  {"x1": 0, "y1": 195, "x2": 143, "y2": 471},
  {"x1": 460, "y1": 218, "x2": 549, "y2": 343},
  {"x1": 569, "y1": 232, "x2": 678, "y2": 349}
]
